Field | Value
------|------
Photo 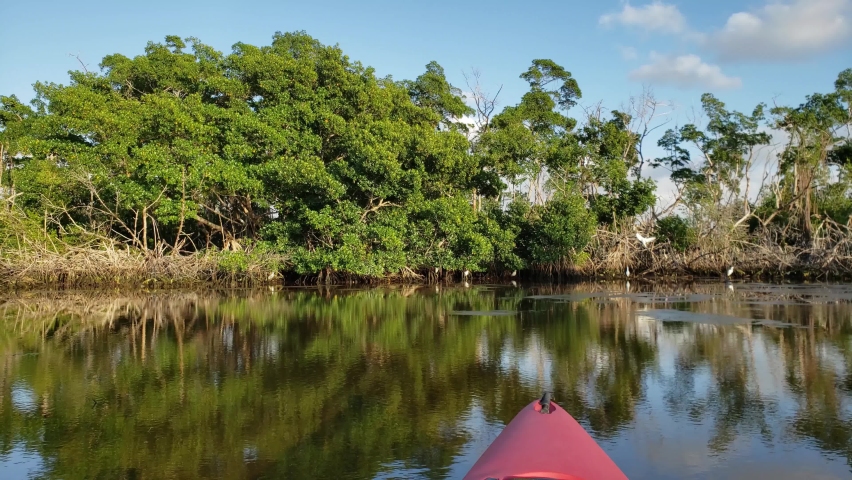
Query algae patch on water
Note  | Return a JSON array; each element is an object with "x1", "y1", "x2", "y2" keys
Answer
[
  {"x1": 449, "y1": 310, "x2": 517, "y2": 316},
  {"x1": 636, "y1": 308, "x2": 796, "y2": 327}
]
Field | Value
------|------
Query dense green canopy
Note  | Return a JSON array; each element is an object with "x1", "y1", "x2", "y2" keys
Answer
[
  {"x1": 0, "y1": 32, "x2": 656, "y2": 278},
  {"x1": 1, "y1": 31, "x2": 850, "y2": 280}
]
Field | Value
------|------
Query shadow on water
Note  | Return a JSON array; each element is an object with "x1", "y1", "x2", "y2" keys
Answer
[{"x1": 2, "y1": 282, "x2": 852, "y2": 478}]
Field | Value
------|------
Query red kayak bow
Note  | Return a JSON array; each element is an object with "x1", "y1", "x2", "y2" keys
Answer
[{"x1": 463, "y1": 393, "x2": 628, "y2": 480}]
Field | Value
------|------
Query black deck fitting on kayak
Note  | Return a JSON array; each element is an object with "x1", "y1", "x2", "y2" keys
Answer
[{"x1": 539, "y1": 392, "x2": 552, "y2": 414}]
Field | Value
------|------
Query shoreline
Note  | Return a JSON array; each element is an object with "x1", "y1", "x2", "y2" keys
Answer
[{"x1": 1, "y1": 245, "x2": 848, "y2": 291}]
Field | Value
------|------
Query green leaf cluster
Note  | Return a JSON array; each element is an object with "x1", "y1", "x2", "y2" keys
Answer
[{"x1": 0, "y1": 32, "x2": 694, "y2": 277}]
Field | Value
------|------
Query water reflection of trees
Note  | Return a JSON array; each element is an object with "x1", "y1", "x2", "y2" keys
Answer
[
  {"x1": 1, "y1": 283, "x2": 852, "y2": 477},
  {"x1": 654, "y1": 294, "x2": 852, "y2": 464},
  {"x1": 0, "y1": 287, "x2": 536, "y2": 479},
  {"x1": 662, "y1": 325, "x2": 776, "y2": 454}
]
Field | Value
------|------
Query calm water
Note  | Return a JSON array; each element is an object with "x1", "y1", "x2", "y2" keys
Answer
[{"x1": 2, "y1": 282, "x2": 852, "y2": 479}]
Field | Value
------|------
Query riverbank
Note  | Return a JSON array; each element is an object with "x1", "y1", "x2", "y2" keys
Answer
[
  {"x1": 2, "y1": 34, "x2": 849, "y2": 294},
  {"x1": 2, "y1": 237, "x2": 850, "y2": 291},
  {"x1": 0, "y1": 243, "x2": 286, "y2": 289}
]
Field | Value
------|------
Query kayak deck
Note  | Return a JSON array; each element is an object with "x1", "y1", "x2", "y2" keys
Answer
[{"x1": 463, "y1": 395, "x2": 627, "y2": 480}]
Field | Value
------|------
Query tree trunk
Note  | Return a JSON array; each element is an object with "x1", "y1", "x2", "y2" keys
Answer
[
  {"x1": 174, "y1": 168, "x2": 186, "y2": 251},
  {"x1": 0, "y1": 143, "x2": 5, "y2": 201},
  {"x1": 142, "y1": 207, "x2": 148, "y2": 250}
]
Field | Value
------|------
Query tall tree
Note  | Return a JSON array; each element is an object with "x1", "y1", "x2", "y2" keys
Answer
[
  {"x1": 652, "y1": 94, "x2": 771, "y2": 228},
  {"x1": 771, "y1": 69, "x2": 852, "y2": 242}
]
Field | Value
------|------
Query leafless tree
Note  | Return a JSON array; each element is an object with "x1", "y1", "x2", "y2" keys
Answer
[
  {"x1": 621, "y1": 85, "x2": 675, "y2": 180},
  {"x1": 462, "y1": 68, "x2": 503, "y2": 139}
]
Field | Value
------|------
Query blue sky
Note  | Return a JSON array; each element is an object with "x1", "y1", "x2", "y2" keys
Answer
[
  {"x1": 2, "y1": 0, "x2": 849, "y2": 121},
  {"x1": 1, "y1": 0, "x2": 850, "y2": 187}
]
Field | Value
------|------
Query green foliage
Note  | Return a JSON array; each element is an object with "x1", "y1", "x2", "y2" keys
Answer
[
  {"x1": 590, "y1": 178, "x2": 655, "y2": 224},
  {"x1": 815, "y1": 164, "x2": 852, "y2": 225},
  {"x1": 403, "y1": 61, "x2": 474, "y2": 132},
  {"x1": 479, "y1": 199, "x2": 525, "y2": 271},
  {"x1": 518, "y1": 192, "x2": 596, "y2": 264},
  {"x1": 577, "y1": 111, "x2": 656, "y2": 223},
  {"x1": 769, "y1": 69, "x2": 852, "y2": 242},
  {"x1": 215, "y1": 242, "x2": 285, "y2": 276},
  {"x1": 655, "y1": 216, "x2": 697, "y2": 252},
  {"x1": 2, "y1": 41, "x2": 640, "y2": 277},
  {"x1": 0, "y1": 208, "x2": 54, "y2": 250},
  {"x1": 1, "y1": 32, "x2": 508, "y2": 275},
  {"x1": 476, "y1": 59, "x2": 580, "y2": 194},
  {"x1": 2, "y1": 30, "x2": 849, "y2": 277},
  {"x1": 652, "y1": 94, "x2": 771, "y2": 205}
]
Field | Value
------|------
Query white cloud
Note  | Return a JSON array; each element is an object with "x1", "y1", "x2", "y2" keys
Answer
[
  {"x1": 629, "y1": 52, "x2": 742, "y2": 89},
  {"x1": 599, "y1": 2, "x2": 687, "y2": 34},
  {"x1": 707, "y1": 0, "x2": 852, "y2": 61},
  {"x1": 618, "y1": 45, "x2": 639, "y2": 60}
]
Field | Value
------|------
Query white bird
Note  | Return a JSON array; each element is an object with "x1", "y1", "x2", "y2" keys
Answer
[
  {"x1": 726, "y1": 266, "x2": 734, "y2": 277},
  {"x1": 636, "y1": 233, "x2": 656, "y2": 248},
  {"x1": 511, "y1": 270, "x2": 517, "y2": 277},
  {"x1": 463, "y1": 270, "x2": 470, "y2": 278},
  {"x1": 267, "y1": 271, "x2": 277, "y2": 280},
  {"x1": 625, "y1": 266, "x2": 630, "y2": 278},
  {"x1": 434, "y1": 267, "x2": 439, "y2": 274}
]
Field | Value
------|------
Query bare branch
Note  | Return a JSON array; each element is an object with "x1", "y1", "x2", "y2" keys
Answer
[
  {"x1": 462, "y1": 68, "x2": 502, "y2": 138},
  {"x1": 68, "y1": 53, "x2": 89, "y2": 74},
  {"x1": 360, "y1": 197, "x2": 400, "y2": 222}
]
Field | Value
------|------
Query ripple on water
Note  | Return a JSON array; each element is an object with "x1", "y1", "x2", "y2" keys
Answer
[
  {"x1": 0, "y1": 444, "x2": 45, "y2": 478},
  {"x1": 11, "y1": 382, "x2": 37, "y2": 414}
]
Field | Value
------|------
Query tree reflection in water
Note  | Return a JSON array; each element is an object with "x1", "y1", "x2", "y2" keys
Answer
[{"x1": 1, "y1": 283, "x2": 852, "y2": 479}]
